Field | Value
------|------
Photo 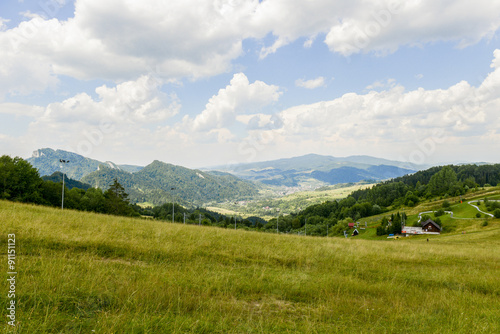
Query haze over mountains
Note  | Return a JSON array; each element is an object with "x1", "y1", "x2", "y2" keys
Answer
[
  {"x1": 208, "y1": 154, "x2": 423, "y2": 187},
  {"x1": 27, "y1": 148, "x2": 425, "y2": 205}
]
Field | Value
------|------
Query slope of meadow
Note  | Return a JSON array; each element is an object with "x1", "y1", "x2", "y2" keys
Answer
[{"x1": 1, "y1": 200, "x2": 499, "y2": 333}]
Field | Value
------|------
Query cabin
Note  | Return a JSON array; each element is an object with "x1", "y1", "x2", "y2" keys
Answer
[
  {"x1": 421, "y1": 219, "x2": 441, "y2": 234},
  {"x1": 348, "y1": 222, "x2": 355, "y2": 229}
]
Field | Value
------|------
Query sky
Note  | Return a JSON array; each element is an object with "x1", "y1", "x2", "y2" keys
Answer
[{"x1": 1, "y1": 0, "x2": 500, "y2": 168}]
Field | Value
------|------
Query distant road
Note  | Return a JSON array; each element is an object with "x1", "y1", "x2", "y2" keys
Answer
[
  {"x1": 417, "y1": 199, "x2": 500, "y2": 221},
  {"x1": 467, "y1": 200, "x2": 497, "y2": 218}
]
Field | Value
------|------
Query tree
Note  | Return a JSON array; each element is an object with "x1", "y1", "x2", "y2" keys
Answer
[
  {"x1": 435, "y1": 209, "x2": 445, "y2": 217},
  {"x1": 331, "y1": 219, "x2": 350, "y2": 236},
  {"x1": 376, "y1": 217, "x2": 389, "y2": 236},
  {"x1": 104, "y1": 179, "x2": 137, "y2": 216},
  {"x1": 494, "y1": 209, "x2": 500, "y2": 219},
  {"x1": 40, "y1": 180, "x2": 63, "y2": 207},
  {"x1": 81, "y1": 188, "x2": 106, "y2": 213},
  {"x1": 404, "y1": 191, "x2": 419, "y2": 206},
  {"x1": 372, "y1": 204, "x2": 382, "y2": 214},
  {"x1": 428, "y1": 166, "x2": 457, "y2": 196},
  {"x1": 0, "y1": 156, "x2": 43, "y2": 203}
]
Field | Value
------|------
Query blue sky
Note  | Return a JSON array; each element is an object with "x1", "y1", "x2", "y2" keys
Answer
[{"x1": 1, "y1": 0, "x2": 500, "y2": 167}]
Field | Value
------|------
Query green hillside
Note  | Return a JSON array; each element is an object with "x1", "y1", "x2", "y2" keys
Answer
[
  {"x1": 41, "y1": 172, "x2": 92, "y2": 190},
  {"x1": 81, "y1": 161, "x2": 260, "y2": 206},
  {"x1": 1, "y1": 200, "x2": 499, "y2": 333}
]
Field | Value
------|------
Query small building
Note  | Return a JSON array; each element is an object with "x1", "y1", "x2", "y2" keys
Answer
[
  {"x1": 402, "y1": 226, "x2": 423, "y2": 235},
  {"x1": 348, "y1": 222, "x2": 355, "y2": 229},
  {"x1": 352, "y1": 229, "x2": 359, "y2": 236},
  {"x1": 421, "y1": 219, "x2": 441, "y2": 234}
]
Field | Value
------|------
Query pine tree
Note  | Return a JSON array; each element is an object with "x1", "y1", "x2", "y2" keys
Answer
[{"x1": 104, "y1": 178, "x2": 133, "y2": 216}]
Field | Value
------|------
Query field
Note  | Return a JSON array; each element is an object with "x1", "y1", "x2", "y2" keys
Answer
[{"x1": 1, "y1": 200, "x2": 500, "y2": 333}]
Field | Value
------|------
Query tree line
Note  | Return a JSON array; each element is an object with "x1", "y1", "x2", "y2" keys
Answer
[
  {"x1": 0, "y1": 155, "x2": 259, "y2": 225},
  {"x1": 0, "y1": 155, "x2": 139, "y2": 217}
]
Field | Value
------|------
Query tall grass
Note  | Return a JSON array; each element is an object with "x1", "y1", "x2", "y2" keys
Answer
[{"x1": 0, "y1": 200, "x2": 499, "y2": 333}]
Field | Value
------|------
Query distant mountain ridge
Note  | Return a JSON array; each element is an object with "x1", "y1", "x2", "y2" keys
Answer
[
  {"x1": 209, "y1": 154, "x2": 423, "y2": 187},
  {"x1": 27, "y1": 148, "x2": 424, "y2": 205},
  {"x1": 81, "y1": 161, "x2": 259, "y2": 206},
  {"x1": 27, "y1": 148, "x2": 143, "y2": 179},
  {"x1": 41, "y1": 172, "x2": 92, "y2": 191}
]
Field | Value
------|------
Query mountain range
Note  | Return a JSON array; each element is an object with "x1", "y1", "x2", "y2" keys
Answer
[
  {"x1": 27, "y1": 148, "x2": 425, "y2": 205},
  {"x1": 207, "y1": 154, "x2": 423, "y2": 187},
  {"x1": 27, "y1": 149, "x2": 259, "y2": 206}
]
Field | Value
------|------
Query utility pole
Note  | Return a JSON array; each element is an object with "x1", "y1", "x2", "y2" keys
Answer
[
  {"x1": 199, "y1": 214, "x2": 201, "y2": 226},
  {"x1": 59, "y1": 159, "x2": 69, "y2": 210},
  {"x1": 170, "y1": 187, "x2": 176, "y2": 223},
  {"x1": 234, "y1": 216, "x2": 237, "y2": 230},
  {"x1": 183, "y1": 212, "x2": 186, "y2": 224},
  {"x1": 277, "y1": 215, "x2": 279, "y2": 233}
]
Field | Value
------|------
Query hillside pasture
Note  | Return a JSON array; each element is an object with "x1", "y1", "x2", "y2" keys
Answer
[{"x1": 0, "y1": 201, "x2": 499, "y2": 333}]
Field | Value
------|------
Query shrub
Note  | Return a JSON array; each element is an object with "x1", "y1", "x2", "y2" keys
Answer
[
  {"x1": 490, "y1": 202, "x2": 500, "y2": 210},
  {"x1": 421, "y1": 214, "x2": 431, "y2": 222},
  {"x1": 442, "y1": 200, "x2": 451, "y2": 209},
  {"x1": 482, "y1": 221, "x2": 489, "y2": 227},
  {"x1": 476, "y1": 213, "x2": 482, "y2": 218},
  {"x1": 494, "y1": 209, "x2": 500, "y2": 219},
  {"x1": 435, "y1": 209, "x2": 445, "y2": 217}
]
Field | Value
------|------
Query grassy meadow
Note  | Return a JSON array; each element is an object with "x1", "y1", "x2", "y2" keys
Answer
[{"x1": 1, "y1": 200, "x2": 500, "y2": 333}]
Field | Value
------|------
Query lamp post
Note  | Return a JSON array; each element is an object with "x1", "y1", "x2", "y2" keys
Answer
[{"x1": 59, "y1": 159, "x2": 70, "y2": 210}]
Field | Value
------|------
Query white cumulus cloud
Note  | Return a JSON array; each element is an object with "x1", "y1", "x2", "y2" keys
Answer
[
  {"x1": 1, "y1": 0, "x2": 499, "y2": 97},
  {"x1": 295, "y1": 77, "x2": 326, "y2": 89},
  {"x1": 190, "y1": 73, "x2": 281, "y2": 132}
]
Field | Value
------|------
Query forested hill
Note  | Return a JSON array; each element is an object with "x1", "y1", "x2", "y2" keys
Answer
[
  {"x1": 268, "y1": 164, "x2": 500, "y2": 237},
  {"x1": 350, "y1": 164, "x2": 500, "y2": 207},
  {"x1": 81, "y1": 161, "x2": 260, "y2": 206},
  {"x1": 41, "y1": 172, "x2": 92, "y2": 191}
]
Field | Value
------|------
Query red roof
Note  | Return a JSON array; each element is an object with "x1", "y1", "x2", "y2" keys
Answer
[{"x1": 348, "y1": 223, "x2": 355, "y2": 228}]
